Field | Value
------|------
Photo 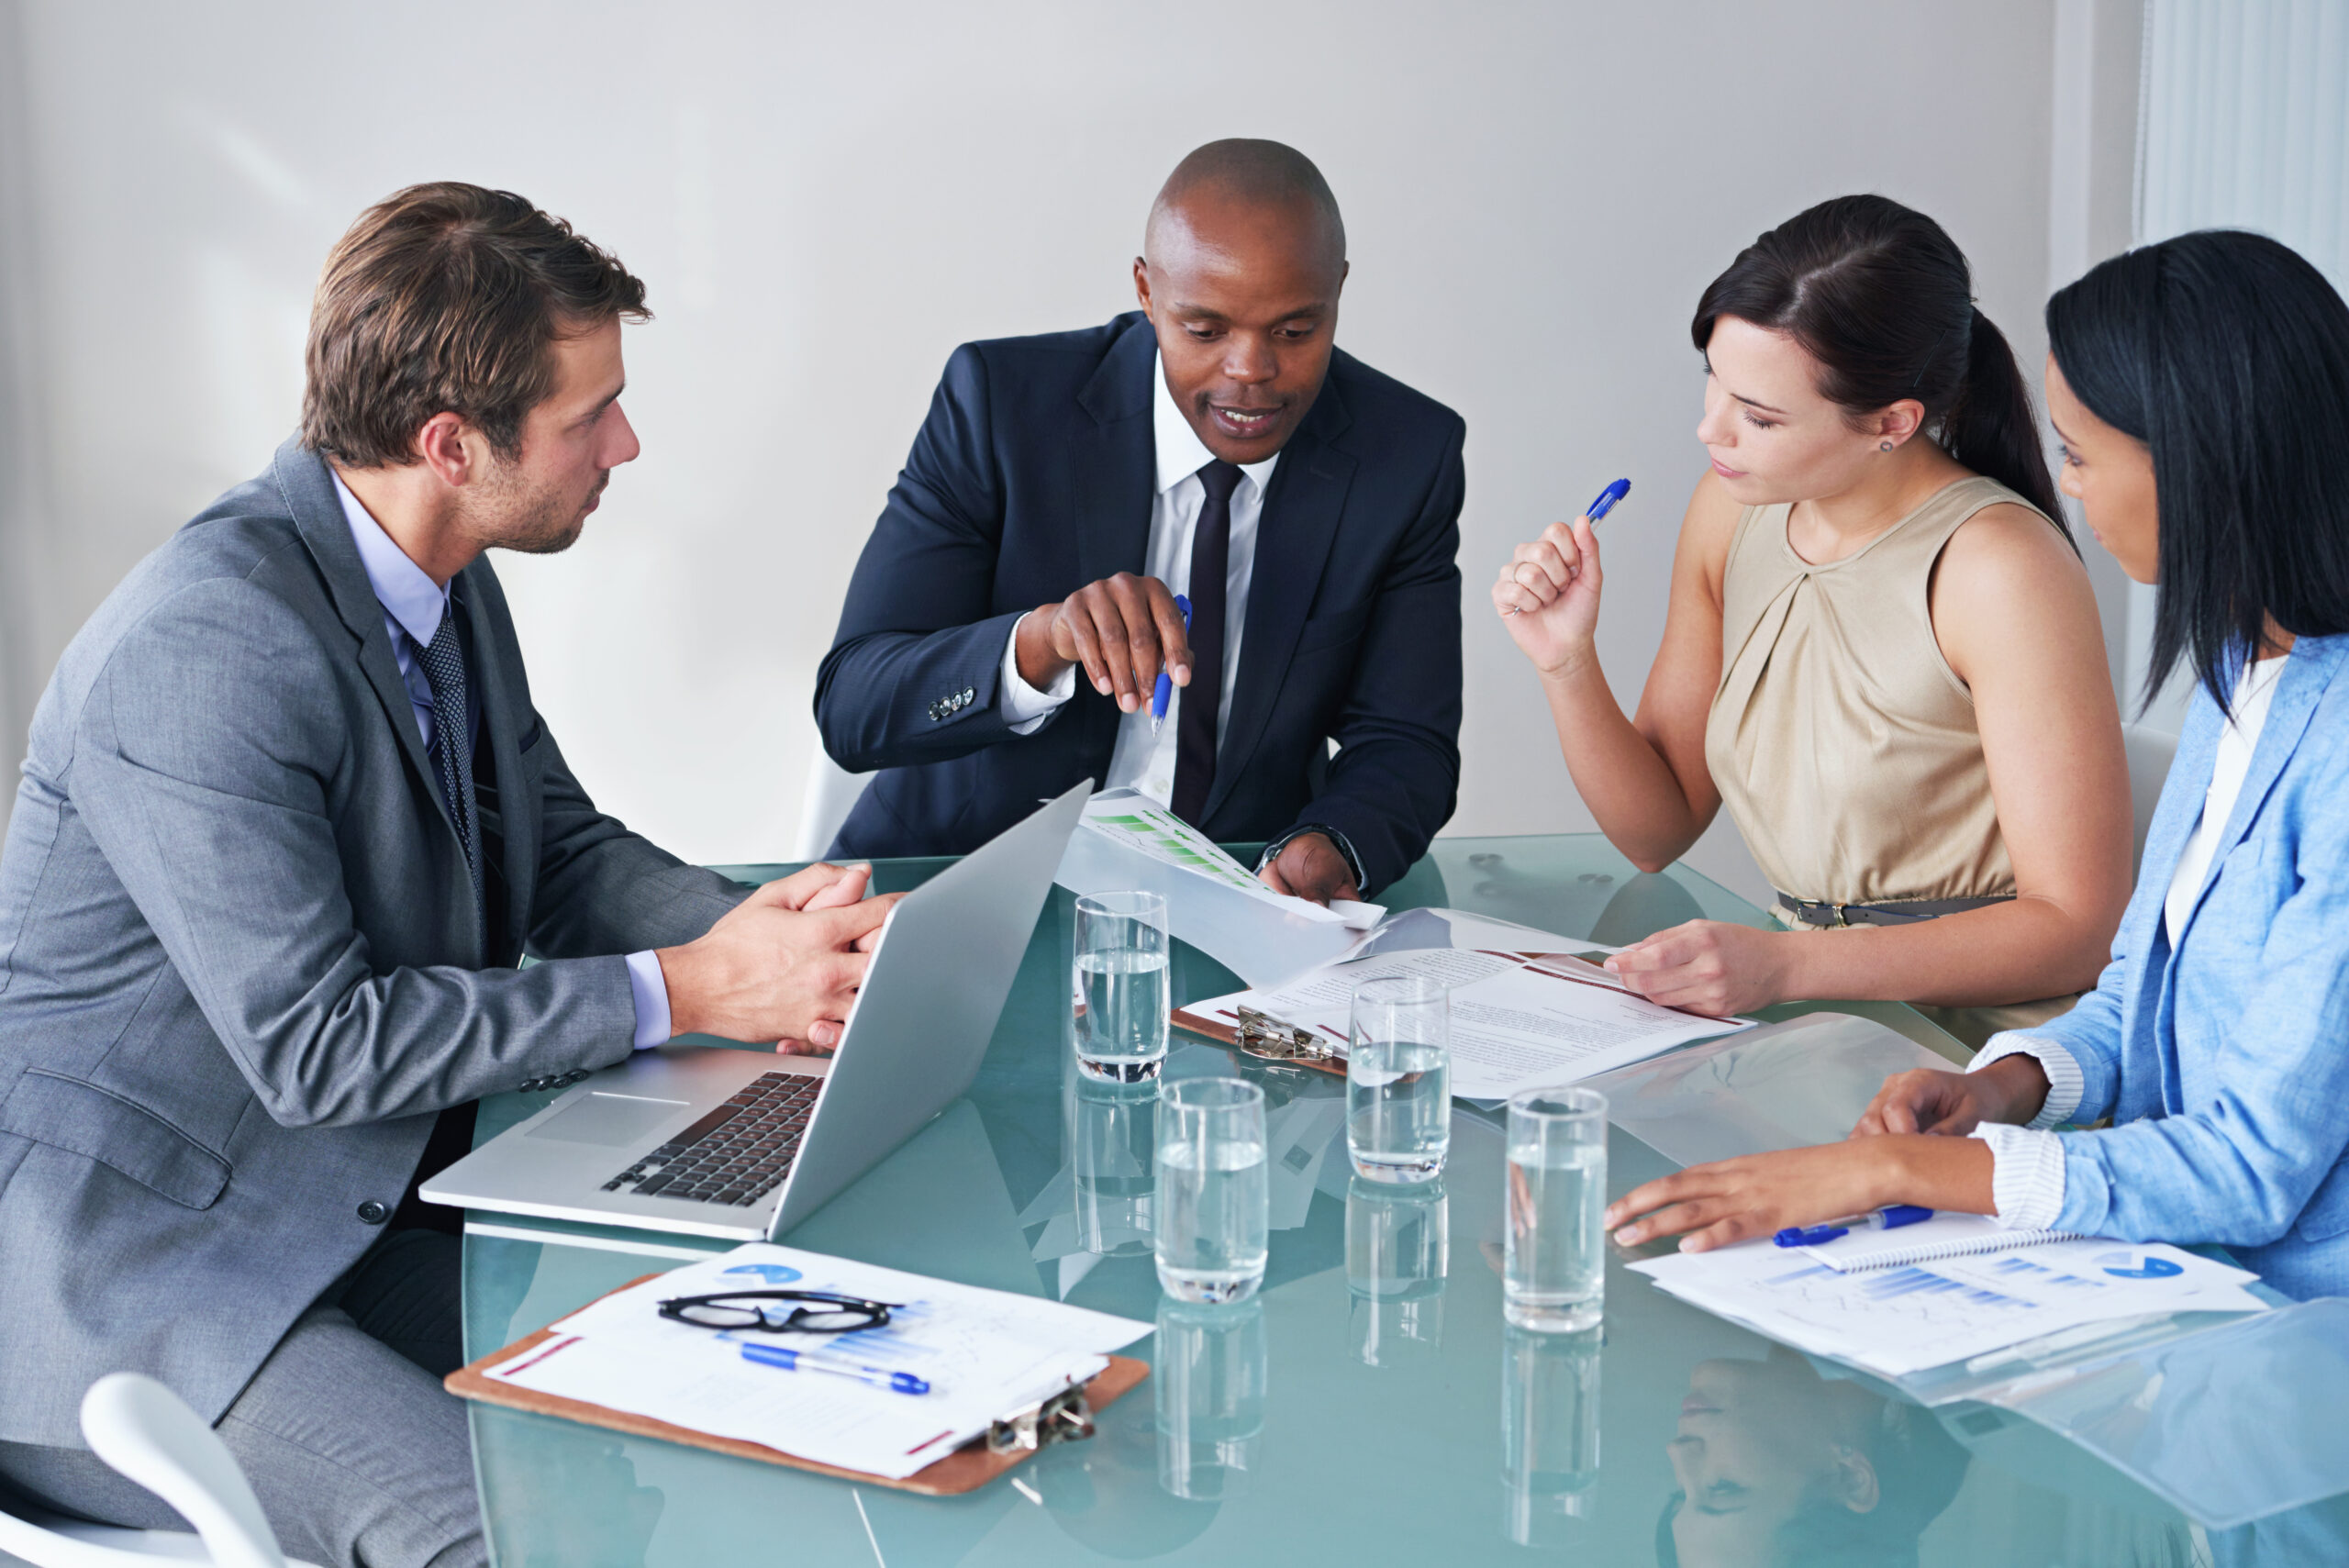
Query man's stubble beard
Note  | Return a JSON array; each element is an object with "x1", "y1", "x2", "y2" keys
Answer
[{"x1": 470, "y1": 457, "x2": 596, "y2": 557}]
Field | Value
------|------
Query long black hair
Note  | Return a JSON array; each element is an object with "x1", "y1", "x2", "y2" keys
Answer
[
  {"x1": 2048, "y1": 230, "x2": 2349, "y2": 716},
  {"x1": 1692, "y1": 194, "x2": 2065, "y2": 529}
]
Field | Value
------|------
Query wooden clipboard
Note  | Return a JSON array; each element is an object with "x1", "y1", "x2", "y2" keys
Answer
[{"x1": 446, "y1": 1274, "x2": 1150, "y2": 1496}]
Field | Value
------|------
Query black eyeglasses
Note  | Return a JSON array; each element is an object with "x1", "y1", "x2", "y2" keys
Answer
[{"x1": 656, "y1": 1289, "x2": 898, "y2": 1335}]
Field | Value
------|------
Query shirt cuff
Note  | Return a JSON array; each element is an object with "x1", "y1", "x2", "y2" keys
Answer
[
  {"x1": 1258, "y1": 824, "x2": 1367, "y2": 892},
  {"x1": 1969, "y1": 1123, "x2": 2068, "y2": 1229},
  {"x1": 625, "y1": 951, "x2": 673, "y2": 1050},
  {"x1": 1968, "y1": 1030, "x2": 2085, "y2": 1129},
  {"x1": 1000, "y1": 612, "x2": 1075, "y2": 733}
]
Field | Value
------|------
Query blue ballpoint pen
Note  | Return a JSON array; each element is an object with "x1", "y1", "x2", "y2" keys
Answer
[
  {"x1": 1773, "y1": 1205, "x2": 1933, "y2": 1248},
  {"x1": 1151, "y1": 594, "x2": 1193, "y2": 734},
  {"x1": 740, "y1": 1341, "x2": 931, "y2": 1395}
]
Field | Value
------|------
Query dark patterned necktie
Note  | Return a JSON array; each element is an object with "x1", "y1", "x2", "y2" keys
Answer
[
  {"x1": 1171, "y1": 460, "x2": 1243, "y2": 826},
  {"x1": 417, "y1": 613, "x2": 483, "y2": 912}
]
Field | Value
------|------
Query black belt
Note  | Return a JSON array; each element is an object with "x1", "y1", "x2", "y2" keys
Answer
[{"x1": 1774, "y1": 891, "x2": 2011, "y2": 929}]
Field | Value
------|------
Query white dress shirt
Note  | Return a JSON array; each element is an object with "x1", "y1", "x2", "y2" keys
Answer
[
  {"x1": 332, "y1": 473, "x2": 672, "y2": 1048},
  {"x1": 1967, "y1": 653, "x2": 2288, "y2": 1227},
  {"x1": 996, "y1": 351, "x2": 1278, "y2": 805}
]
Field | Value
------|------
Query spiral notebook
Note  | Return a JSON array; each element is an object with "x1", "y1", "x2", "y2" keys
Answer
[{"x1": 1798, "y1": 1213, "x2": 2079, "y2": 1272}]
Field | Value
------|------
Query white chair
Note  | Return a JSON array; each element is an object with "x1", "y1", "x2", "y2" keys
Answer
[
  {"x1": 0, "y1": 1374, "x2": 318, "y2": 1568},
  {"x1": 2122, "y1": 722, "x2": 2180, "y2": 877},
  {"x1": 791, "y1": 738, "x2": 873, "y2": 862}
]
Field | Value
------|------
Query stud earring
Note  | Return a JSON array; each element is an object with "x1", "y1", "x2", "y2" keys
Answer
[{"x1": 1879, "y1": 440, "x2": 1895, "y2": 451}]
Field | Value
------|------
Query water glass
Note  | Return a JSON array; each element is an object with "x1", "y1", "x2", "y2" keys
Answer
[
  {"x1": 1071, "y1": 1073, "x2": 1157, "y2": 1258},
  {"x1": 1154, "y1": 1077, "x2": 1269, "y2": 1303},
  {"x1": 1504, "y1": 1087, "x2": 1608, "y2": 1331},
  {"x1": 1500, "y1": 1323, "x2": 1602, "y2": 1545},
  {"x1": 1074, "y1": 891, "x2": 1170, "y2": 1083},
  {"x1": 1346, "y1": 1176, "x2": 1449, "y2": 1366},
  {"x1": 1154, "y1": 1297, "x2": 1266, "y2": 1501},
  {"x1": 1346, "y1": 974, "x2": 1451, "y2": 1182}
]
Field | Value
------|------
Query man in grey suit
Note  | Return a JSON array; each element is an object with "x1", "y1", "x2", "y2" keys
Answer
[{"x1": 0, "y1": 183, "x2": 893, "y2": 1568}]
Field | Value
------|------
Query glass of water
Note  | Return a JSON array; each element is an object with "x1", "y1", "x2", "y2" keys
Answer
[
  {"x1": 1347, "y1": 974, "x2": 1450, "y2": 1182},
  {"x1": 1074, "y1": 891, "x2": 1170, "y2": 1083},
  {"x1": 1154, "y1": 1076, "x2": 1268, "y2": 1303},
  {"x1": 1504, "y1": 1087, "x2": 1608, "y2": 1331}
]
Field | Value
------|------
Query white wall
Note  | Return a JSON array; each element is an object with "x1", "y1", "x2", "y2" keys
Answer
[
  {"x1": 0, "y1": 0, "x2": 2079, "y2": 903},
  {"x1": 2121, "y1": 0, "x2": 2349, "y2": 734}
]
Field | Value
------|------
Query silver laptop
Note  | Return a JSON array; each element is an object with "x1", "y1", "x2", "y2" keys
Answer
[{"x1": 422, "y1": 780, "x2": 1089, "y2": 1241}]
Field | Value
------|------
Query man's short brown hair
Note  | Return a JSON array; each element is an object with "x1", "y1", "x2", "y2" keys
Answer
[{"x1": 300, "y1": 182, "x2": 649, "y2": 468}]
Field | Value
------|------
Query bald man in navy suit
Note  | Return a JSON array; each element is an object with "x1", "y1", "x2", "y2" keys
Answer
[{"x1": 817, "y1": 139, "x2": 1464, "y2": 901}]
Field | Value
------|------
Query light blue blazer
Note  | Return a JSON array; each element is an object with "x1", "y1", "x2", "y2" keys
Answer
[{"x1": 2024, "y1": 634, "x2": 2349, "y2": 1299}]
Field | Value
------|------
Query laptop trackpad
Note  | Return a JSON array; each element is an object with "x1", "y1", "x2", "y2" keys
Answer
[{"x1": 527, "y1": 1092, "x2": 689, "y2": 1147}]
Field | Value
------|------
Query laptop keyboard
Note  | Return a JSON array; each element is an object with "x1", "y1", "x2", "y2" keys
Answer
[{"x1": 602, "y1": 1072, "x2": 820, "y2": 1207}]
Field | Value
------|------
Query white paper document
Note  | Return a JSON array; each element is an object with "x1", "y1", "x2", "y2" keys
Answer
[
  {"x1": 485, "y1": 1243, "x2": 1150, "y2": 1480},
  {"x1": 1177, "y1": 929, "x2": 1753, "y2": 1100},
  {"x1": 1634, "y1": 1233, "x2": 2267, "y2": 1378},
  {"x1": 1054, "y1": 789, "x2": 1383, "y2": 985}
]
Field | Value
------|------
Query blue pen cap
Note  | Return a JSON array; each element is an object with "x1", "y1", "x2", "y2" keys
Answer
[
  {"x1": 889, "y1": 1372, "x2": 930, "y2": 1395},
  {"x1": 1586, "y1": 478, "x2": 1631, "y2": 522}
]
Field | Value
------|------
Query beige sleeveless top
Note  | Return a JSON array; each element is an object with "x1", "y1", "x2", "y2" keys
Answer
[{"x1": 1704, "y1": 475, "x2": 2057, "y2": 909}]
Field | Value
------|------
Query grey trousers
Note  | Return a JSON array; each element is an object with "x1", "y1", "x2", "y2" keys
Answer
[{"x1": 0, "y1": 1229, "x2": 486, "y2": 1568}]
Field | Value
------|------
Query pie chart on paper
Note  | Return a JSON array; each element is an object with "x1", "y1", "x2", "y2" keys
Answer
[{"x1": 2094, "y1": 1250, "x2": 2184, "y2": 1280}]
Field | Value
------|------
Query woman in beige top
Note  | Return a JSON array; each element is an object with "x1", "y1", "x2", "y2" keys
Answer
[{"x1": 1495, "y1": 196, "x2": 2131, "y2": 1044}]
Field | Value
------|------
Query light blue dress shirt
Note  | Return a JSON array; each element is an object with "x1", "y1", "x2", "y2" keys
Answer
[
  {"x1": 331, "y1": 473, "x2": 672, "y2": 1048},
  {"x1": 1970, "y1": 635, "x2": 2349, "y2": 1301}
]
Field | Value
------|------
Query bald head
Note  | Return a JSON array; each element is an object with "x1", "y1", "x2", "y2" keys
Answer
[
  {"x1": 1132, "y1": 140, "x2": 1349, "y2": 464},
  {"x1": 1145, "y1": 139, "x2": 1346, "y2": 276}
]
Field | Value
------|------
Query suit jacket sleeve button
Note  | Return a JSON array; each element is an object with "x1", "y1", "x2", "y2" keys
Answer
[{"x1": 357, "y1": 1200, "x2": 389, "y2": 1225}]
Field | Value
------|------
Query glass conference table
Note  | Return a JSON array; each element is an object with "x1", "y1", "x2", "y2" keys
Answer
[{"x1": 458, "y1": 835, "x2": 2312, "y2": 1566}]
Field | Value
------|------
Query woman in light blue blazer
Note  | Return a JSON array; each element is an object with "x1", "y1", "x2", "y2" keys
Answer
[{"x1": 1605, "y1": 228, "x2": 2349, "y2": 1301}]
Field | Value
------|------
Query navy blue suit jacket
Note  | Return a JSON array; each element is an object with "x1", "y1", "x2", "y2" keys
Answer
[{"x1": 815, "y1": 312, "x2": 1464, "y2": 895}]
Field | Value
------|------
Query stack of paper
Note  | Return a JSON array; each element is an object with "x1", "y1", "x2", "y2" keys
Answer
[
  {"x1": 1177, "y1": 922, "x2": 1753, "y2": 1100},
  {"x1": 486, "y1": 1243, "x2": 1150, "y2": 1480},
  {"x1": 1633, "y1": 1231, "x2": 2268, "y2": 1379}
]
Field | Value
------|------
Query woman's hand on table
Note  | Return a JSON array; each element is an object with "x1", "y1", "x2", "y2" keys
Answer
[
  {"x1": 1605, "y1": 1136, "x2": 1997, "y2": 1253},
  {"x1": 1604, "y1": 1141, "x2": 1902, "y2": 1252},
  {"x1": 1604, "y1": 919, "x2": 1794, "y2": 1015},
  {"x1": 1849, "y1": 1055, "x2": 2051, "y2": 1139}
]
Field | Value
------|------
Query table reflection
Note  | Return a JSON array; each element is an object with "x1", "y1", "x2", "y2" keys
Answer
[
  {"x1": 1154, "y1": 1297, "x2": 1267, "y2": 1502},
  {"x1": 1659, "y1": 1346, "x2": 1968, "y2": 1568},
  {"x1": 1347, "y1": 1175, "x2": 1448, "y2": 1366},
  {"x1": 1070, "y1": 1072, "x2": 1158, "y2": 1259},
  {"x1": 1500, "y1": 1323, "x2": 1601, "y2": 1547}
]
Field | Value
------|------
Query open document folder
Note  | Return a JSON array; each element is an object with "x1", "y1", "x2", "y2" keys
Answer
[
  {"x1": 1054, "y1": 788, "x2": 1382, "y2": 986},
  {"x1": 1173, "y1": 908, "x2": 1754, "y2": 1099},
  {"x1": 475, "y1": 1243, "x2": 1150, "y2": 1482}
]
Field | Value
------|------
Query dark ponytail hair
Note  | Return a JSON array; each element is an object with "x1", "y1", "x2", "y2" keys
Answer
[
  {"x1": 1691, "y1": 194, "x2": 2065, "y2": 531},
  {"x1": 2047, "y1": 230, "x2": 2349, "y2": 716}
]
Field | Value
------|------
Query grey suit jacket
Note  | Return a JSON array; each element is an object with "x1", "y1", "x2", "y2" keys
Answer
[{"x1": 0, "y1": 437, "x2": 746, "y2": 1446}]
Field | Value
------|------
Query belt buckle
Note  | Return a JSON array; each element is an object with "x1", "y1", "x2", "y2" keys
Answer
[{"x1": 1830, "y1": 902, "x2": 1851, "y2": 929}]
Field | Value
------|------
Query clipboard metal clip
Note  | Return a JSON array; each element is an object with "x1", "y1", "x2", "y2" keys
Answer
[
  {"x1": 1234, "y1": 1006, "x2": 1343, "y2": 1070},
  {"x1": 985, "y1": 1381, "x2": 1097, "y2": 1454}
]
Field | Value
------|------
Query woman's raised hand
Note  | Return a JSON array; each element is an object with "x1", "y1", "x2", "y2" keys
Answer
[{"x1": 1493, "y1": 515, "x2": 1604, "y2": 675}]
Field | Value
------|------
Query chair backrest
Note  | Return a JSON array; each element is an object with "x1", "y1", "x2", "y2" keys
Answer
[
  {"x1": 78, "y1": 1374, "x2": 284, "y2": 1568},
  {"x1": 2121, "y1": 723, "x2": 2180, "y2": 877},
  {"x1": 792, "y1": 740, "x2": 873, "y2": 862}
]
